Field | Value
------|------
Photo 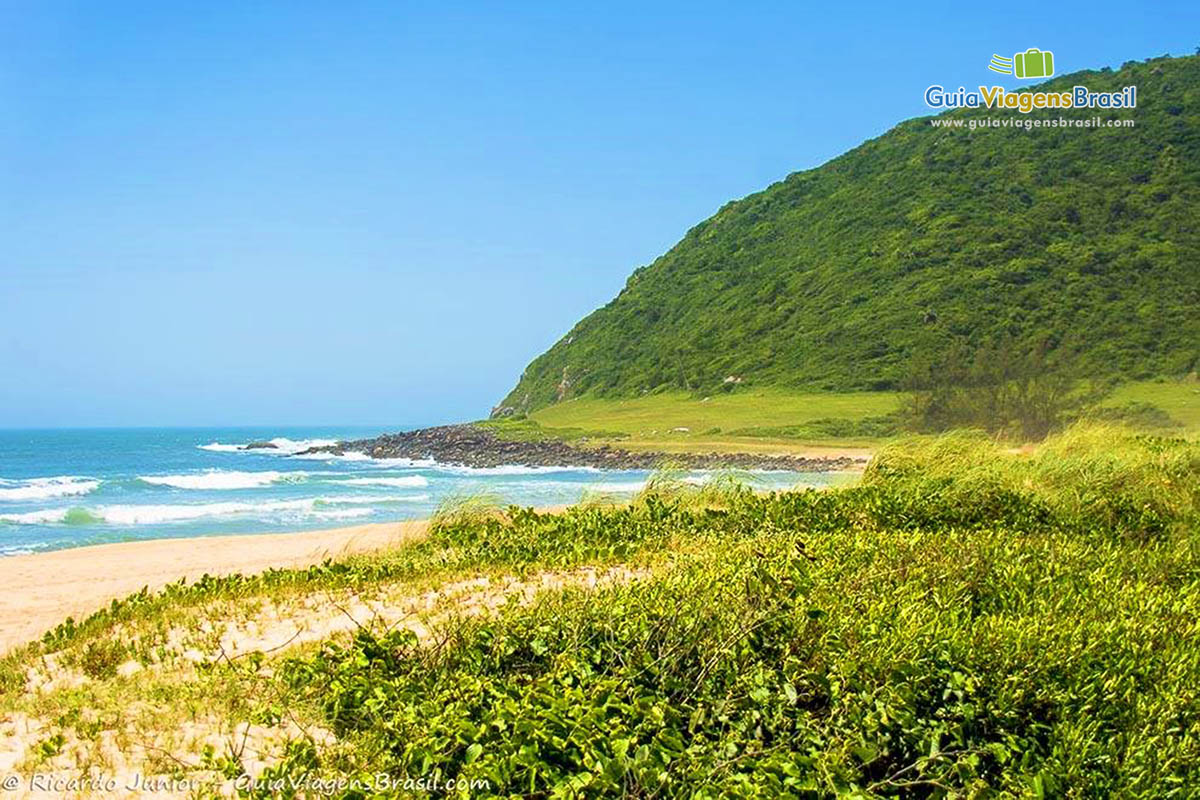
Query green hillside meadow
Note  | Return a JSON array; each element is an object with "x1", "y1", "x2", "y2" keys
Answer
[{"x1": 500, "y1": 55, "x2": 1200, "y2": 413}]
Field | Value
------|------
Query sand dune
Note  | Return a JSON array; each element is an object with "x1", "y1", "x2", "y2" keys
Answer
[{"x1": 0, "y1": 521, "x2": 428, "y2": 654}]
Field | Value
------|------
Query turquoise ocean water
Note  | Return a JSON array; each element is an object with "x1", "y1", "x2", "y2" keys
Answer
[{"x1": 0, "y1": 427, "x2": 847, "y2": 556}]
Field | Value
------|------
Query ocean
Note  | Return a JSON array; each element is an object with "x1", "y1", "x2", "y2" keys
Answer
[{"x1": 0, "y1": 427, "x2": 850, "y2": 557}]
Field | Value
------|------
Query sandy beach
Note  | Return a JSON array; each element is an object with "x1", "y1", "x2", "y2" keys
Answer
[{"x1": 0, "y1": 521, "x2": 428, "y2": 654}]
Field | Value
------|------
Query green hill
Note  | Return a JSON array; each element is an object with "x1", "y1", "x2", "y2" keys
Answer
[{"x1": 498, "y1": 54, "x2": 1200, "y2": 414}]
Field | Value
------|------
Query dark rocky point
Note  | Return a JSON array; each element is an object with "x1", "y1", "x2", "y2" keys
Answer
[{"x1": 296, "y1": 424, "x2": 865, "y2": 472}]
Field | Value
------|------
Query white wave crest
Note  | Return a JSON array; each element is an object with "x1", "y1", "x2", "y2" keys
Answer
[
  {"x1": 197, "y1": 437, "x2": 342, "y2": 456},
  {"x1": 100, "y1": 500, "x2": 316, "y2": 525},
  {"x1": 339, "y1": 476, "x2": 429, "y2": 488},
  {"x1": 1, "y1": 493, "x2": 429, "y2": 526},
  {"x1": 0, "y1": 508, "x2": 75, "y2": 524},
  {"x1": 267, "y1": 437, "x2": 340, "y2": 453},
  {"x1": 139, "y1": 470, "x2": 305, "y2": 490},
  {"x1": 0, "y1": 476, "x2": 100, "y2": 502}
]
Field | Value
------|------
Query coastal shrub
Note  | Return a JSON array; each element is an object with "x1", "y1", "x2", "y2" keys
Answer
[
  {"x1": 630, "y1": 466, "x2": 755, "y2": 509},
  {"x1": 73, "y1": 639, "x2": 128, "y2": 680},
  {"x1": 280, "y1": 522, "x2": 1200, "y2": 795},
  {"x1": 273, "y1": 425, "x2": 1200, "y2": 797},
  {"x1": 864, "y1": 424, "x2": 1200, "y2": 538},
  {"x1": 901, "y1": 338, "x2": 1110, "y2": 440}
]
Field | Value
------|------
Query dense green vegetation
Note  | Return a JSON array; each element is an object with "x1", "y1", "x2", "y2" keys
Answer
[
  {"x1": 500, "y1": 54, "x2": 1200, "y2": 413},
  {"x1": 263, "y1": 426, "x2": 1198, "y2": 797},
  {"x1": 6, "y1": 424, "x2": 1199, "y2": 796}
]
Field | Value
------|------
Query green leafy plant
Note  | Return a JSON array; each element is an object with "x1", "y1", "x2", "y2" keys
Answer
[{"x1": 274, "y1": 427, "x2": 1200, "y2": 797}]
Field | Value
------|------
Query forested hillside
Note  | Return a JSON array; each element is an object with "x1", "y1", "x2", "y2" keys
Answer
[{"x1": 499, "y1": 54, "x2": 1199, "y2": 413}]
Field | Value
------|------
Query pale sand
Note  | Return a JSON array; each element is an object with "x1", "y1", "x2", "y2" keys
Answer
[{"x1": 0, "y1": 520, "x2": 428, "y2": 654}]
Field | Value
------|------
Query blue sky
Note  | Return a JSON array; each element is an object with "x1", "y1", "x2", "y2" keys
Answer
[{"x1": 2, "y1": 1, "x2": 1197, "y2": 427}]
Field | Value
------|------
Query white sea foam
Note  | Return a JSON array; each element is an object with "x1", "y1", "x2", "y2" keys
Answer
[
  {"x1": 339, "y1": 476, "x2": 429, "y2": 488},
  {"x1": 99, "y1": 500, "x2": 316, "y2": 525},
  {"x1": 0, "y1": 493, "x2": 430, "y2": 526},
  {"x1": 290, "y1": 450, "x2": 371, "y2": 462},
  {"x1": 372, "y1": 457, "x2": 438, "y2": 468},
  {"x1": 268, "y1": 437, "x2": 340, "y2": 453},
  {"x1": 0, "y1": 508, "x2": 76, "y2": 524},
  {"x1": 197, "y1": 437, "x2": 341, "y2": 456},
  {"x1": 588, "y1": 481, "x2": 648, "y2": 494},
  {"x1": 433, "y1": 464, "x2": 603, "y2": 476},
  {"x1": 0, "y1": 476, "x2": 100, "y2": 502},
  {"x1": 311, "y1": 508, "x2": 375, "y2": 521},
  {"x1": 138, "y1": 470, "x2": 306, "y2": 490},
  {"x1": 317, "y1": 494, "x2": 430, "y2": 506},
  {"x1": 387, "y1": 493, "x2": 429, "y2": 503}
]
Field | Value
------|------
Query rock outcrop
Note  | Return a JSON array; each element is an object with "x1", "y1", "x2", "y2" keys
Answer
[{"x1": 297, "y1": 424, "x2": 863, "y2": 471}]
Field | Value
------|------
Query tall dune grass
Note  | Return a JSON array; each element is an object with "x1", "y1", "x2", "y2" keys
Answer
[
  {"x1": 863, "y1": 422, "x2": 1199, "y2": 538},
  {"x1": 428, "y1": 492, "x2": 508, "y2": 533}
]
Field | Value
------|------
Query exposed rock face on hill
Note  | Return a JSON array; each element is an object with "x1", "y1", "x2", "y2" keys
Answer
[{"x1": 298, "y1": 425, "x2": 862, "y2": 471}]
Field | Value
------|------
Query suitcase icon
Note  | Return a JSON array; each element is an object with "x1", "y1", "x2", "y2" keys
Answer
[{"x1": 1013, "y1": 48, "x2": 1054, "y2": 79}]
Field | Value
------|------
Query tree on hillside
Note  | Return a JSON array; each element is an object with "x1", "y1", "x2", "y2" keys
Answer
[{"x1": 903, "y1": 337, "x2": 1107, "y2": 440}]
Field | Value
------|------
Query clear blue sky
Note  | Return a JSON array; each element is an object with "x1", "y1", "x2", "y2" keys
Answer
[{"x1": 2, "y1": 1, "x2": 1196, "y2": 427}]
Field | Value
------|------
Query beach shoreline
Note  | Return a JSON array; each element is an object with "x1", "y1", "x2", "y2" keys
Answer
[
  {"x1": 0, "y1": 520, "x2": 429, "y2": 655},
  {"x1": 0, "y1": 440, "x2": 873, "y2": 654}
]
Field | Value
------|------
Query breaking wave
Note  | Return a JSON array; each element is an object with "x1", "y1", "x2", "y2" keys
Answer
[
  {"x1": 0, "y1": 494, "x2": 428, "y2": 526},
  {"x1": 197, "y1": 442, "x2": 243, "y2": 452},
  {"x1": 197, "y1": 437, "x2": 341, "y2": 456},
  {"x1": 0, "y1": 477, "x2": 100, "y2": 502},
  {"x1": 138, "y1": 470, "x2": 306, "y2": 490}
]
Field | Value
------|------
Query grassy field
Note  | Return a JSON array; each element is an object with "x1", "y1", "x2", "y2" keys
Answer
[
  {"x1": 1103, "y1": 379, "x2": 1200, "y2": 433},
  {"x1": 526, "y1": 388, "x2": 903, "y2": 453},
  {"x1": 513, "y1": 380, "x2": 1200, "y2": 454},
  {"x1": 2, "y1": 424, "x2": 1198, "y2": 796}
]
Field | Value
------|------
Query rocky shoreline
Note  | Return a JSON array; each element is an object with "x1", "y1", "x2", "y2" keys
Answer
[{"x1": 295, "y1": 424, "x2": 866, "y2": 472}]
